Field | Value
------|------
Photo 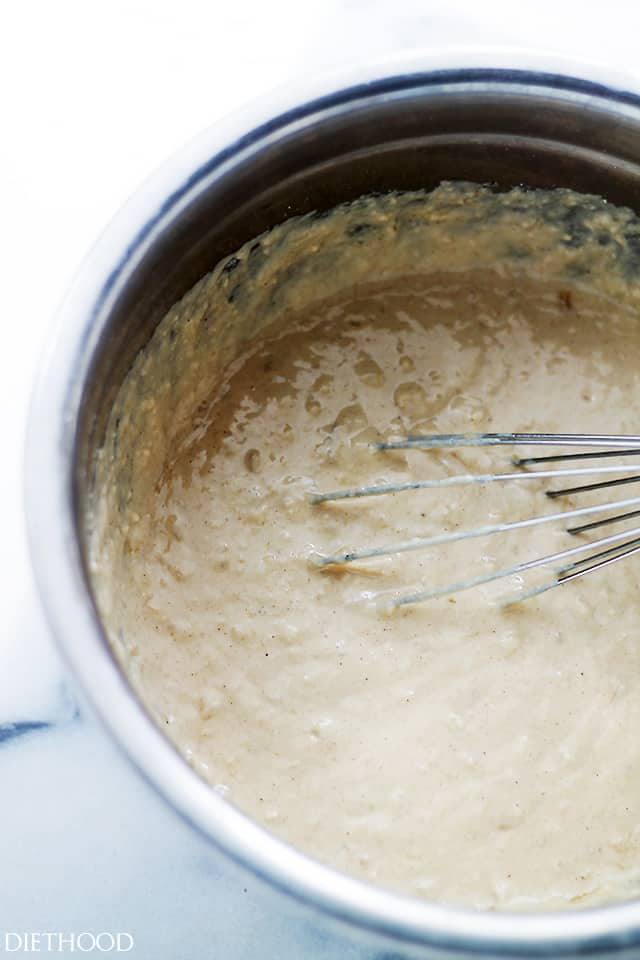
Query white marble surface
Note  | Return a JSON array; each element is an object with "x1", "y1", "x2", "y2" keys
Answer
[{"x1": 4, "y1": 1, "x2": 640, "y2": 956}]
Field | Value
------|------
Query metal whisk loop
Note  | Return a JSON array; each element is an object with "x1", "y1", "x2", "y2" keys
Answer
[{"x1": 312, "y1": 433, "x2": 640, "y2": 607}]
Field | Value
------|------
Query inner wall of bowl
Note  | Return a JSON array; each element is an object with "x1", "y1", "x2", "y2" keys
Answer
[{"x1": 75, "y1": 74, "x2": 640, "y2": 556}]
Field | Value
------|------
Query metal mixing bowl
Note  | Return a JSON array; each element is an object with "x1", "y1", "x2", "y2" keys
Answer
[{"x1": 27, "y1": 65, "x2": 640, "y2": 958}]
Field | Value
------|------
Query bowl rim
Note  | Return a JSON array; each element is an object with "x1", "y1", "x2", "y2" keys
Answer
[{"x1": 26, "y1": 54, "x2": 640, "y2": 956}]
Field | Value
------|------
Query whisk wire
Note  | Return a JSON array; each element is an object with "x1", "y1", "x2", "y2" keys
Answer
[
  {"x1": 377, "y1": 432, "x2": 640, "y2": 450},
  {"x1": 392, "y1": 526, "x2": 640, "y2": 608},
  {"x1": 316, "y1": 495, "x2": 640, "y2": 567},
  {"x1": 545, "y1": 474, "x2": 640, "y2": 498},
  {"x1": 312, "y1": 465, "x2": 640, "y2": 505}
]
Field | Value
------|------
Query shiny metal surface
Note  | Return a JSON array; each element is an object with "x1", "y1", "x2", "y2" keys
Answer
[
  {"x1": 313, "y1": 433, "x2": 640, "y2": 608},
  {"x1": 26, "y1": 68, "x2": 640, "y2": 957}
]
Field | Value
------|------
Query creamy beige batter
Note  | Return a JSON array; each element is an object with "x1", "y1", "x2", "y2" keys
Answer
[{"x1": 90, "y1": 183, "x2": 640, "y2": 911}]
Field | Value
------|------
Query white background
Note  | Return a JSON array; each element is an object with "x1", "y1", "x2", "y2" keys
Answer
[{"x1": 3, "y1": 1, "x2": 640, "y2": 955}]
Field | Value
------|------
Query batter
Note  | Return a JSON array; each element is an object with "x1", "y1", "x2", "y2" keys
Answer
[{"x1": 90, "y1": 183, "x2": 640, "y2": 911}]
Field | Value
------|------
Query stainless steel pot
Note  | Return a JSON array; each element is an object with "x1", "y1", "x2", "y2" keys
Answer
[{"x1": 27, "y1": 64, "x2": 640, "y2": 958}]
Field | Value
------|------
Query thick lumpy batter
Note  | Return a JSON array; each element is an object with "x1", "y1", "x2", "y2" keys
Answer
[{"x1": 91, "y1": 184, "x2": 640, "y2": 911}]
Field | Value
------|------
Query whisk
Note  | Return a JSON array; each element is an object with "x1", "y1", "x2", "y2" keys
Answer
[{"x1": 311, "y1": 433, "x2": 640, "y2": 608}]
